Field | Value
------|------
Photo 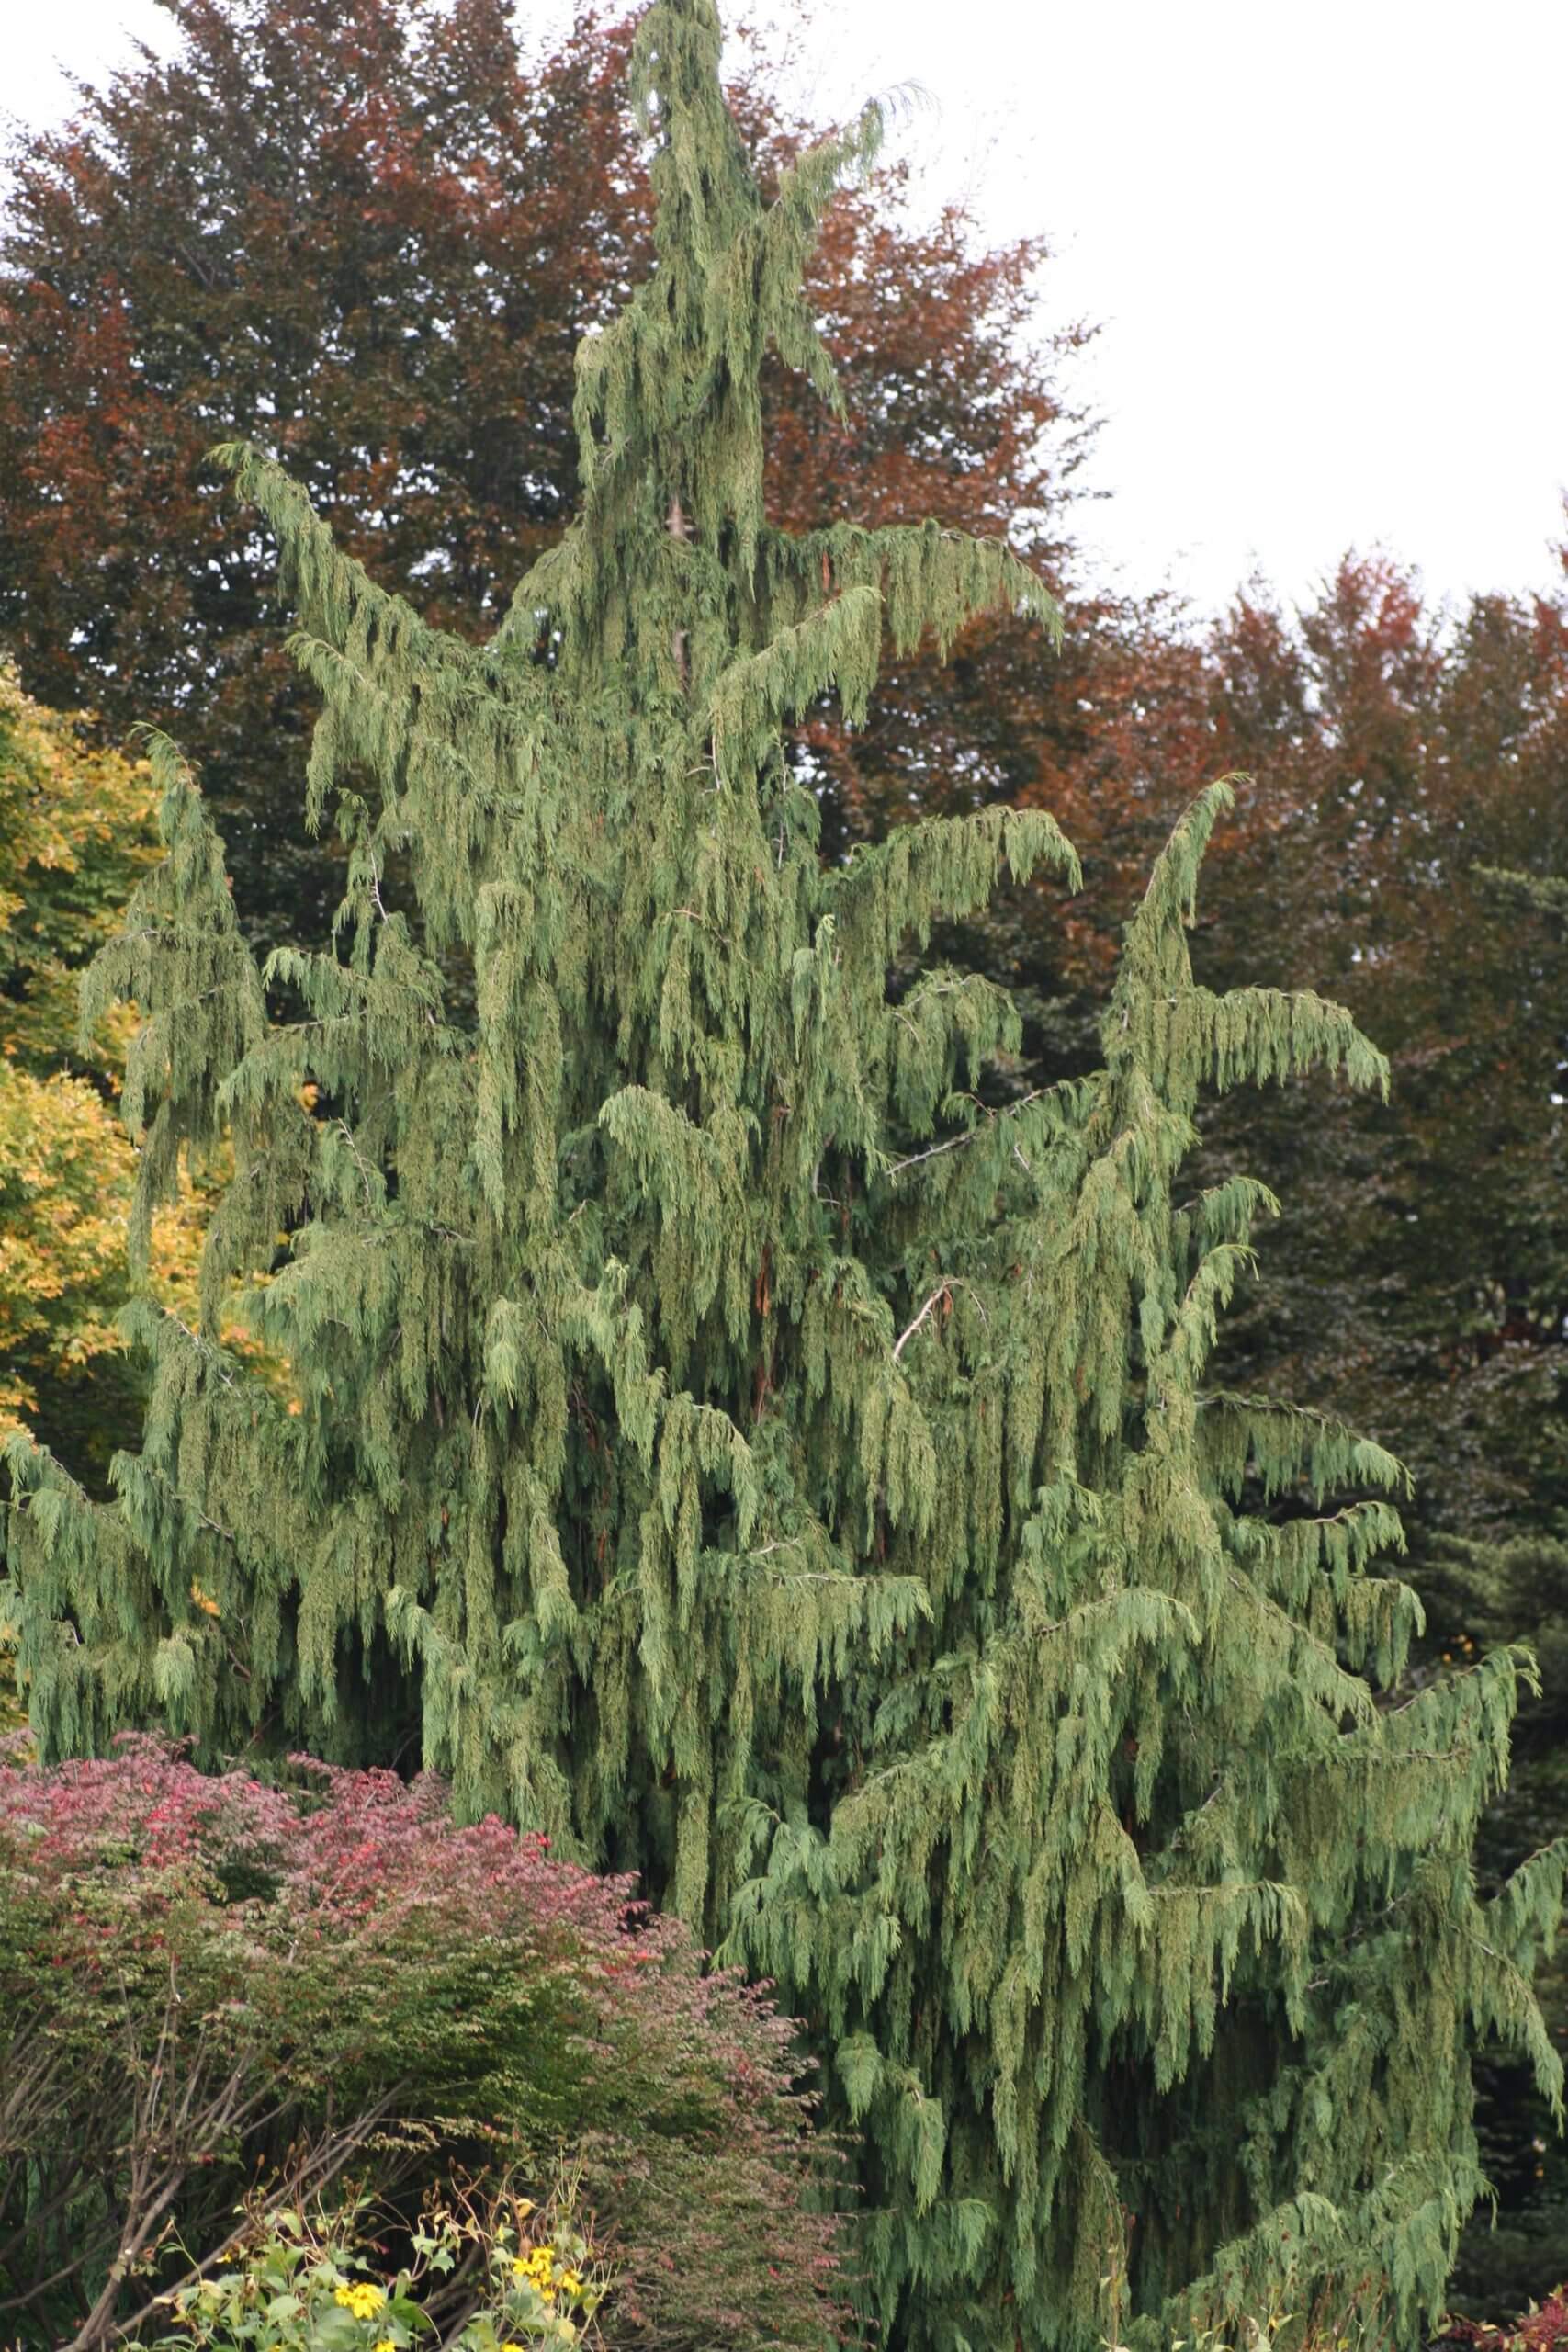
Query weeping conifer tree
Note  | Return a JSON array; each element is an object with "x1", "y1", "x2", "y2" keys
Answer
[{"x1": 4, "y1": 5, "x2": 1564, "y2": 2346}]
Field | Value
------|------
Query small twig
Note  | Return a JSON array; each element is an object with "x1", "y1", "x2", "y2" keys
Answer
[
  {"x1": 668, "y1": 495, "x2": 691, "y2": 689},
  {"x1": 893, "y1": 1287, "x2": 950, "y2": 1362},
  {"x1": 886, "y1": 1089, "x2": 1049, "y2": 1179}
]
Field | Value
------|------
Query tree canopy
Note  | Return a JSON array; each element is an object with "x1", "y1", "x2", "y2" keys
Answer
[{"x1": 0, "y1": 0, "x2": 1110, "y2": 980}]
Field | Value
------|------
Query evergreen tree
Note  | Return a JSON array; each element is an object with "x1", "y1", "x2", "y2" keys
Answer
[
  {"x1": 4, "y1": 6, "x2": 1563, "y2": 2346},
  {"x1": 1430, "y1": 854, "x2": 1568, "y2": 2305},
  {"x1": 1186, "y1": 571, "x2": 1568, "y2": 2300},
  {"x1": 1425, "y1": 1525, "x2": 1568, "y2": 2306}
]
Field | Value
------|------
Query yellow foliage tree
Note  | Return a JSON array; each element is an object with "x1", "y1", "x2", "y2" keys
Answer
[
  {"x1": 0, "y1": 667, "x2": 219, "y2": 1722},
  {"x1": 0, "y1": 665, "x2": 166, "y2": 1455}
]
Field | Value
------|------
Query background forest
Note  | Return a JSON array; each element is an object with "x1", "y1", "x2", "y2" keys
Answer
[{"x1": 1, "y1": 0, "x2": 1564, "y2": 2331}]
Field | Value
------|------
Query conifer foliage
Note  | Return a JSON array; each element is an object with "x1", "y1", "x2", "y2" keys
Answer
[{"x1": 3, "y1": 5, "x2": 1563, "y2": 2346}]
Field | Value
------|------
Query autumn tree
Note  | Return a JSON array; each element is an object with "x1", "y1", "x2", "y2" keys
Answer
[
  {"x1": 0, "y1": 668, "x2": 161, "y2": 1723},
  {"x1": 1192, "y1": 558, "x2": 1568, "y2": 1532},
  {"x1": 1, "y1": 0, "x2": 651, "y2": 952},
  {"x1": 0, "y1": 0, "x2": 1122, "y2": 992},
  {"x1": 6, "y1": 8, "x2": 1564, "y2": 2345},
  {"x1": 0, "y1": 664, "x2": 170, "y2": 1482}
]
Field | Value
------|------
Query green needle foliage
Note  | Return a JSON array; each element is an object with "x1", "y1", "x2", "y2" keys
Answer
[{"x1": 3, "y1": 5, "x2": 1563, "y2": 2346}]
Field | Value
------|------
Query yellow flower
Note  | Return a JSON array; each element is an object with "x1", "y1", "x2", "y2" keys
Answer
[
  {"x1": 502, "y1": 2342, "x2": 528, "y2": 2351},
  {"x1": 333, "y1": 2282, "x2": 387, "y2": 2322},
  {"x1": 559, "y1": 2271, "x2": 584, "y2": 2296},
  {"x1": 373, "y1": 2340, "x2": 397, "y2": 2352}
]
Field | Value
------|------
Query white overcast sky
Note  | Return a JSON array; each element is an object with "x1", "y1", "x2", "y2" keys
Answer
[{"x1": 6, "y1": 0, "x2": 1566, "y2": 619}]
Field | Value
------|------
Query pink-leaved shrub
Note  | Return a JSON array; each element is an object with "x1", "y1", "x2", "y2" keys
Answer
[
  {"x1": 0, "y1": 1736, "x2": 851, "y2": 2351},
  {"x1": 1435, "y1": 2291, "x2": 1568, "y2": 2352}
]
